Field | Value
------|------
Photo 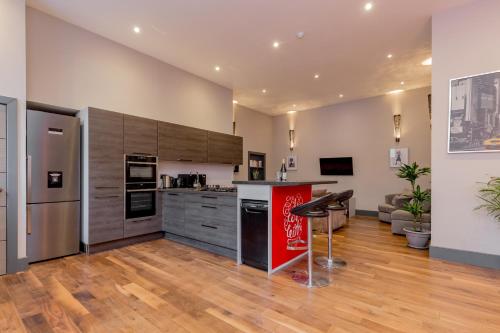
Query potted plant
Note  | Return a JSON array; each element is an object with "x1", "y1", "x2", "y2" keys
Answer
[
  {"x1": 396, "y1": 162, "x2": 431, "y2": 192},
  {"x1": 476, "y1": 177, "x2": 500, "y2": 222},
  {"x1": 402, "y1": 185, "x2": 431, "y2": 249}
]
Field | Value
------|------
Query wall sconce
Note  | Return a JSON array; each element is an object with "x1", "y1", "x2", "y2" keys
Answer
[
  {"x1": 393, "y1": 114, "x2": 401, "y2": 143},
  {"x1": 289, "y1": 129, "x2": 295, "y2": 151}
]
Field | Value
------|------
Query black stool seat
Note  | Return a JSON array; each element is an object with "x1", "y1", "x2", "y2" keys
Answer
[{"x1": 291, "y1": 193, "x2": 338, "y2": 217}]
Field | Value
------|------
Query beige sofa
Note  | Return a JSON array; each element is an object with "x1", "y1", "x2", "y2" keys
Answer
[{"x1": 378, "y1": 194, "x2": 412, "y2": 223}]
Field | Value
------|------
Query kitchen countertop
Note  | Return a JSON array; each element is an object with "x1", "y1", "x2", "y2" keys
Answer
[
  {"x1": 159, "y1": 188, "x2": 237, "y2": 196},
  {"x1": 232, "y1": 180, "x2": 338, "y2": 186}
]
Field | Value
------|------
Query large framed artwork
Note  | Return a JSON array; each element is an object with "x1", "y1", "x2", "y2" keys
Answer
[{"x1": 448, "y1": 71, "x2": 500, "y2": 153}]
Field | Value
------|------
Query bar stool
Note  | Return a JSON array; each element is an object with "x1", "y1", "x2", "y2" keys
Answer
[
  {"x1": 315, "y1": 190, "x2": 354, "y2": 270},
  {"x1": 289, "y1": 193, "x2": 339, "y2": 288}
]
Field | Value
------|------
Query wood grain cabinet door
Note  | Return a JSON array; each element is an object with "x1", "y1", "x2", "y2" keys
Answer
[
  {"x1": 158, "y1": 122, "x2": 208, "y2": 163},
  {"x1": 124, "y1": 115, "x2": 158, "y2": 156},
  {"x1": 88, "y1": 108, "x2": 125, "y2": 244},
  {"x1": 207, "y1": 132, "x2": 243, "y2": 165}
]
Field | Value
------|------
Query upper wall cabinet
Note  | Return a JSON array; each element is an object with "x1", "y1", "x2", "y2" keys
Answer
[
  {"x1": 124, "y1": 115, "x2": 158, "y2": 156},
  {"x1": 207, "y1": 132, "x2": 243, "y2": 165},
  {"x1": 158, "y1": 122, "x2": 208, "y2": 163}
]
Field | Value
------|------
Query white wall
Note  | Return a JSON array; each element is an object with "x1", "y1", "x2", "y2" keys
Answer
[
  {"x1": 431, "y1": 0, "x2": 500, "y2": 256},
  {"x1": 272, "y1": 87, "x2": 432, "y2": 211},
  {"x1": 0, "y1": 0, "x2": 27, "y2": 259},
  {"x1": 233, "y1": 104, "x2": 273, "y2": 181},
  {"x1": 27, "y1": 8, "x2": 233, "y2": 134}
]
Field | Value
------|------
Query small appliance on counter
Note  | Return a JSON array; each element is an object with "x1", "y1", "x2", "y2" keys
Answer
[
  {"x1": 177, "y1": 173, "x2": 206, "y2": 188},
  {"x1": 160, "y1": 174, "x2": 177, "y2": 188}
]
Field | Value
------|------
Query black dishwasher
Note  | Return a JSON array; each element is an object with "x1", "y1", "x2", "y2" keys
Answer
[{"x1": 241, "y1": 200, "x2": 268, "y2": 271}]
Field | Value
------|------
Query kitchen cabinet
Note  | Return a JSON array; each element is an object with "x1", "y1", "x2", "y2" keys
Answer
[
  {"x1": 124, "y1": 115, "x2": 158, "y2": 156},
  {"x1": 124, "y1": 216, "x2": 162, "y2": 238},
  {"x1": 88, "y1": 108, "x2": 124, "y2": 244},
  {"x1": 207, "y1": 132, "x2": 243, "y2": 165},
  {"x1": 158, "y1": 122, "x2": 208, "y2": 163},
  {"x1": 162, "y1": 190, "x2": 237, "y2": 253}
]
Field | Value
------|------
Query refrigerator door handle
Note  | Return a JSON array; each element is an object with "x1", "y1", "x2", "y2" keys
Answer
[
  {"x1": 27, "y1": 205, "x2": 32, "y2": 235},
  {"x1": 27, "y1": 155, "x2": 32, "y2": 203}
]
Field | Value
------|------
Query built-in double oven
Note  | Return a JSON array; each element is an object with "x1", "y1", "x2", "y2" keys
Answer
[{"x1": 125, "y1": 155, "x2": 158, "y2": 220}]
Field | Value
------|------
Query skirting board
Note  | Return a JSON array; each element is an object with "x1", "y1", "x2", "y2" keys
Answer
[
  {"x1": 430, "y1": 246, "x2": 500, "y2": 270},
  {"x1": 355, "y1": 210, "x2": 378, "y2": 217}
]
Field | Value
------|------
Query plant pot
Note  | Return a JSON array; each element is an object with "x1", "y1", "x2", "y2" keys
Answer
[{"x1": 403, "y1": 228, "x2": 431, "y2": 249}]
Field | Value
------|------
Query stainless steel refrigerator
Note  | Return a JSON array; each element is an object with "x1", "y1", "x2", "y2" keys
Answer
[{"x1": 27, "y1": 110, "x2": 80, "y2": 263}]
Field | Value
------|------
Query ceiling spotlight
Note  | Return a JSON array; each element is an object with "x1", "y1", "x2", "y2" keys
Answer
[
  {"x1": 339, "y1": 94, "x2": 344, "y2": 98},
  {"x1": 133, "y1": 26, "x2": 141, "y2": 34},
  {"x1": 292, "y1": 104, "x2": 297, "y2": 107},
  {"x1": 400, "y1": 81, "x2": 405, "y2": 85},
  {"x1": 262, "y1": 89, "x2": 267, "y2": 94},
  {"x1": 273, "y1": 41, "x2": 280, "y2": 48},
  {"x1": 422, "y1": 57, "x2": 432, "y2": 66},
  {"x1": 233, "y1": 100, "x2": 238, "y2": 104},
  {"x1": 287, "y1": 110, "x2": 296, "y2": 114},
  {"x1": 214, "y1": 66, "x2": 221, "y2": 71},
  {"x1": 387, "y1": 89, "x2": 404, "y2": 95},
  {"x1": 387, "y1": 54, "x2": 393, "y2": 59},
  {"x1": 314, "y1": 74, "x2": 320, "y2": 79},
  {"x1": 364, "y1": 2, "x2": 374, "y2": 11},
  {"x1": 296, "y1": 31, "x2": 305, "y2": 39}
]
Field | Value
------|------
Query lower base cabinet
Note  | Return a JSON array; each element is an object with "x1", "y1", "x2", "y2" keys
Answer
[
  {"x1": 124, "y1": 216, "x2": 162, "y2": 238},
  {"x1": 162, "y1": 191, "x2": 237, "y2": 256}
]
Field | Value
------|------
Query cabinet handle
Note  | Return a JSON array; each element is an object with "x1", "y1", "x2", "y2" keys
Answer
[
  {"x1": 177, "y1": 158, "x2": 193, "y2": 162},
  {"x1": 95, "y1": 186, "x2": 120, "y2": 189},
  {"x1": 27, "y1": 205, "x2": 32, "y2": 235},
  {"x1": 202, "y1": 205, "x2": 217, "y2": 209},
  {"x1": 94, "y1": 195, "x2": 120, "y2": 199},
  {"x1": 201, "y1": 195, "x2": 217, "y2": 199},
  {"x1": 201, "y1": 224, "x2": 217, "y2": 230},
  {"x1": 130, "y1": 218, "x2": 152, "y2": 223},
  {"x1": 167, "y1": 193, "x2": 179, "y2": 196}
]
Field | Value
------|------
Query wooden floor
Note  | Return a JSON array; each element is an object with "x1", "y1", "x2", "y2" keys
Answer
[{"x1": 1, "y1": 217, "x2": 500, "y2": 333}]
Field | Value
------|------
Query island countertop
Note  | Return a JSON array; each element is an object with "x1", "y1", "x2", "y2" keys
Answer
[{"x1": 232, "y1": 180, "x2": 338, "y2": 186}]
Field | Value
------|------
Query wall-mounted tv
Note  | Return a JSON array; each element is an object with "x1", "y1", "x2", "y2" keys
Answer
[{"x1": 320, "y1": 157, "x2": 354, "y2": 176}]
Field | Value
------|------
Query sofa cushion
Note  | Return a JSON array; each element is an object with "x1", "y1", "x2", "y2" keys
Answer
[
  {"x1": 391, "y1": 210, "x2": 431, "y2": 223},
  {"x1": 392, "y1": 195, "x2": 412, "y2": 209},
  {"x1": 378, "y1": 203, "x2": 396, "y2": 214}
]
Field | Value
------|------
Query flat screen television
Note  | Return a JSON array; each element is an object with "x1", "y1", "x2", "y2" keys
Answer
[{"x1": 320, "y1": 157, "x2": 353, "y2": 176}]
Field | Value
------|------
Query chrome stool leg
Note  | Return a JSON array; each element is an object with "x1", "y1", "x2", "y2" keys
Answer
[
  {"x1": 315, "y1": 210, "x2": 347, "y2": 270},
  {"x1": 292, "y1": 217, "x2": 330, "y2": 288}
]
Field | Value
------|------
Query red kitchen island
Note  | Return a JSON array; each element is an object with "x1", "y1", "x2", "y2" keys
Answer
[{"x1": 233, "y1": 180, "x2": 338, "y2": 275}]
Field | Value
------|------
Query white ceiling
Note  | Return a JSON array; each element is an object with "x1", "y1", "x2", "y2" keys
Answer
[{"x1": 27, "y1": 0, "x2": 474, "y2": 115}]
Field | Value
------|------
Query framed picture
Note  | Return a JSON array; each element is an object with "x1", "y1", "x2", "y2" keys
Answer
[
  {"x1": 448, "y1": 70, "x2": 500, "y2": 153},
  {"x1": 389, "y1": 148, "x2": 408, "y2": 168},
  {"x1": 287, "y1": 155, "x2": 297, "y2": 171}
]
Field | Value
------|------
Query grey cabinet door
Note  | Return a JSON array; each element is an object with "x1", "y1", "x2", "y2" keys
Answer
[
  {"x1": 162, "y1": 192, "x2": 185, "y2": 236},
  {"x1": 89, "y1": 190, "x2": 124, "y2": 244},
  {"x1": 207, "y1": 132, "x2": 243, "y2": 165},
  {"x1": 88, "y1": 108, "x2": 124, "y2": 244},
  {"x1": 124, "y1": 115, "x2": 158, "y2": 156},
  {"x1": 158, "y1": 122, "x2": 208, "y2": 163}
]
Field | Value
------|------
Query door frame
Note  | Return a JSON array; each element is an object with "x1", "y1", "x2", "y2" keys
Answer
[{"x1": 0, "y1": 95, "x2": 25, "y2": 273}]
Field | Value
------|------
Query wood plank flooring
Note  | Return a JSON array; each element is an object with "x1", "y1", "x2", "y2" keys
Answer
[{"x1": 1, "y1": 217, "x2": 500, "y2": 332}]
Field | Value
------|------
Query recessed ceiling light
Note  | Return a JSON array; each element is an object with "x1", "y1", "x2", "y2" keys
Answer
[
  {"x1": 364, "y1": 2, "x2": 374, "y2": 11},
  {"x1": 273, "y1": 41, "x2": 280, "y2": 48},
  {"x1": 233, "y1": 100, "x2": 238, "y2": 104},
  {"x1": 400, "y1": 81, "x2": 405, "y2": 85},
  {"x1": 339, "y1": 94, "x2": 344, "y2": 98},
  {"x1": 287, "y1": 110, "x2": 296, "y2": 114},
  {"x1": 387, "y1": 89, "x2": 404, "y2": 95},
  {"x1": 296, "y1": 32, "x2": 305, "y2": 39},
  {"x1": 387, "y1": 54, "x2": 393, "y2": 59},
  {"x1": 262, "y1": 89, "x2": 267, "y2": 94},
  {"x1": 214, "y1": 66, "x2": 221, "y2": 71},
  {"x1": 314, "y1": 74, "x2": 320, "y2": 79},
  {"x1": 292, "y1": 104, "x2": 297, "y2": 107},
  {"x1": 422, "y1": 57, "x2": 432, "y2": 66},
  {"x1": 133, "y1": 26, "x2": 141, "y2": 34}
]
